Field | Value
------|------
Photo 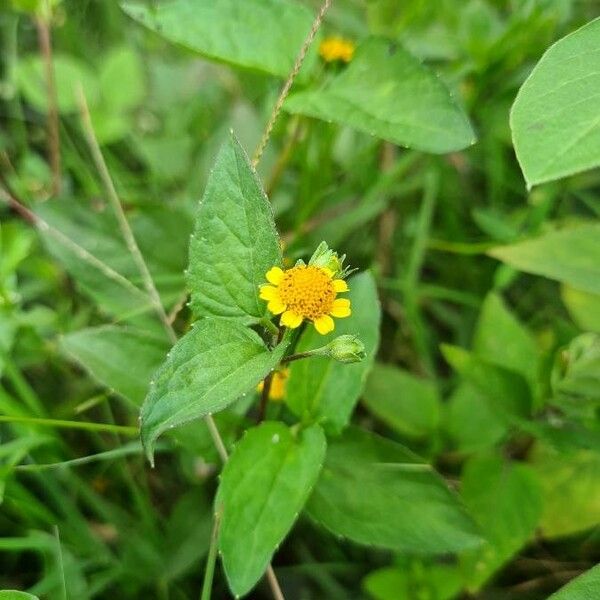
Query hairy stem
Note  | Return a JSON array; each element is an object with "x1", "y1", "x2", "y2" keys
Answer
[{"x1": 251, "y1": 0, "x2": 332, "y2": 167}]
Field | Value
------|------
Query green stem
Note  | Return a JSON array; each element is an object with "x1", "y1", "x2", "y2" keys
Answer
[
  {"x1": 260, "y1": 317, "x2": 279, "y2": 336},
  {"x1": 200, "y1": 512, "x2": 221, "y2": 600},
  {"x1": 0, "y1": 415, "x2": 138, "y2": 436}
]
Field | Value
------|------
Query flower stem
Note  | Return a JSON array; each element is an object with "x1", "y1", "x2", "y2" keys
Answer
[{"x1": 200, "y1": 511, "x2": 221, "y2": 600}]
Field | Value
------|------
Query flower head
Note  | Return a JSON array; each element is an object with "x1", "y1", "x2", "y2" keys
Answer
[
  {"x1": 319, "y1": 36, "x2": 355, "y2": 63},
  {"x1": 257, "y1": 368, "x2": 289, "y2": 401},
  {"x1": 259, "y1": 264, "x2": 351, "y2": 334}
]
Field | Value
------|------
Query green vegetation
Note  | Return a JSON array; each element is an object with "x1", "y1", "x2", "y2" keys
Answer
[{"x1": 0, "y1": 1, "x2": 599, "y2": 598}]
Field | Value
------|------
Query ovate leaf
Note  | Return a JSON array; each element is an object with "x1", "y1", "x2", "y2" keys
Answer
[
  {"x1": 362, "y1": 363, "x2": 440, "y2": 438},
  {"x1": 17, "y1": 54, "x2": 99, "y2": 113},
  {"x1": 140, "y1": 319, "x2": 289, "y2": 462},
  {"x1": 441, "y1": 345, "x2": 531, "y2": 422},
  {"x1": 531, "y1": 447, "x2": 600, "y2": 538},
  {"x1": 444, "y1": 382, "x2": 509, "y2": 452},
  {"x1": 363, "y1": 564, "x2": 463, "y2": 600},
  {"x1": 121, "y1": 0, "x2": 314, "y2": 79},
  {"x1": 488, "y1": 225, "x2": 600, "y2": 295},
  {"x1": 547, "y1": 564, "x2": 600, "y2": 600},
  {"x1": 285, "y1": 37, "x2": 475, "y2": 153},
  {"x1": 188, "y1": 133, "x2": 281, "y2": 323},
  {"x1": 511, "y1": 18, "x2": 600, "y2": 187},
  {"x1": 60, "y1": 326, "x2": 170, "y2": 405},
  {"x1": 307, "y1": 427, "x2": 482, "y2": 554},
  {"x1": 99, "y1": 46, "x2": 145, "y2": 112},
  {"x1": 473, "y1": 293, "x2": 539, "y2": 393},
  {"x1": 285, "y1": 272, "x2": 380, "y2": 433},
  {"x1": 561, "y1": 285, "x2": 600, "y2": 333},
  {"x1": 217, "y1": 422, "x2": 326, "y2": 597},
  {"x1": 460, "y1": 455, "x2": 542, "y2": 591}
]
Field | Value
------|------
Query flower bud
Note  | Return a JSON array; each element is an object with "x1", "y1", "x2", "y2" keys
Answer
[
  {"x1": 309, "y1": 241, "x2": 344, "y2": 275},
  {"x1": 324, "y1": 335, "x2": 366, "y2": 363}
]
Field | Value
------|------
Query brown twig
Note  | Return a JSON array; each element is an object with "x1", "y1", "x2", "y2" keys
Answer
[
  {"x1": 35, "y1": 14, "x2": 60, "y2": 196},
  {"x1": 251, "y1": 0, "x2": 332, "y2": 167}
]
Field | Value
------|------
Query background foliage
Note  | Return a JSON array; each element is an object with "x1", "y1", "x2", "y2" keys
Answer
[{"x1": 0, "y1": 0, "x2": 599, "y2": 598}]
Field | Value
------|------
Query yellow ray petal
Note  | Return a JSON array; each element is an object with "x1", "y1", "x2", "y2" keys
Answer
[
  {"x1": 280, "y1": 310, "x2": 303, "y2": 328},
  {"x1": 330, "y1": 298, "x2": 351, "y2": 318},
  {"x1": 259, "y1": 285, "x2": 279, "y2": 301},
  {"x1": 333, "y1": 279, "x2": 348, "y2": 292},
  {"x1": 268, "y1": 299, "x2": 286, "y2": 315},
  {"x1": 314, "y1": 314, "x2": 335, "y2": 334},
  {"x1": 266, "y1": 266, "x2": 285, "y2": 285},
  {"x1": 321, "y1": 267, "x2": 334, "y2": 279}
]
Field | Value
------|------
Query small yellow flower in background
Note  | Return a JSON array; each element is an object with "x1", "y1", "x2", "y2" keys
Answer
[
  {"x1": 319, "y1": 36, "x2": 355, "y2": 63},
  {"x1": 260, "y1": 264, "x2": 351, "y2": 335},
  {"x1": 257, "y1": 368, "x2": 289, "y2": 401}
]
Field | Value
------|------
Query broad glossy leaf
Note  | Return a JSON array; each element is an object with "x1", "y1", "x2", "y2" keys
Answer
[
  {"x1": 187, "y1": 133, "x2": 281, "y2": 323},
  {"x1": 285, "y1": 272, "x2": 380, "y2": 433},
  {"x1": 362, "y1": 363, "x2": 440, "y2": 438},
  {"x1": 488, "y1": 225, "x2": 600, "y2": 295},
  {"x1": 0, "y1": 593, "x2": 40, "y2": 600},
  {"x1": 511, "y1": 18, "x2": 600, "y2": 186},
  {"x1": 140, "y1": 319, "x2": 288, "y2": 462},
  {"x1": 217, "y1": 422, "x2": 326, "y2": 597},
  {"x1": 548, "y1": 564, "x2": 600, "y2": 600},
  {"x1": 306, "y1": 427, "x2": 482, "y2": 554},
  {"x1": 531, "y1": 447, "x2": 600, "y2": 538},
  {"x1": 60, "y1": 326, "x2": 170, "y2": 405},
  {"x1": 285, "y1": 37, "x2": 475, "y2": 153},
  {"x1": 121, "y1": 0, "x2": 314, "y2": 78},
  {"x1": 460, "y1": 455, "x2": 542, "y2": 591},
  {"x1": 473, "y1": 293, "x2": 539, "y2": 393}
]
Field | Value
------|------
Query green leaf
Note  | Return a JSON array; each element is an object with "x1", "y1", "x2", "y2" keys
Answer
[
  {"x1": 460, "y1": 455, "x2": 542, "y2": 591},
  {"x1": 441, "y1": 344, "x2": 531, "y2": 422},
  {"x1": 488, "y1": 225, "x2": 600, "y2": 295},
  {"x1": 444, "y1": 382, "x2": 508, "y2": 453},
  {"x1": 510, "y1": 18, "x2": 600, "y2": 187},
  {"x1": 561, "y1": 285, "x2": 600, "y2": 333},
  {"x1": 121, "y1": 0, "x2": 314, "y2": 79},
  {"x1": 306, "y1": 427, "x2": 482, "y2": 554},
  {"x1": 0, "y1": 592, "x2": 40, "y2": 600},
  {"x1": 140, "y1": 319, "x2": 288, "y2": 462},
  {"x1": 60, "y1": 326, "x2": 170, "y2": 405},
  {"x1": 473, "y1": 293, "x2": 539, "y2": 393},
  {"x1": 217, "y1": 422, "x2": 326, "y2": 597},
  {"x1": 285, "y1": 272, "x2": 381, "y2": 433},
  {"x1": 36, "y1": 198, "x2": 192, "y2": 321},
  {"x1": 99, "y1": 47, "x2": 145, "y2": 112},
  {"x1": 547, "y1": 564, "x2": 600, "y2": 600},
  {"x1": 187, "y1": 133, "x2": 281, "y2": 323},
  {"x1": 285, "y1": 37, "x2": 475, "y2": 153},
  {"x1": 362, "y1": 363, "x2": 440, "y2": 438},
  {"x1": 363, "y1": 564, "x2": 463, "y2": 600},
  {"x1": 531, "y1": 447, "x2": 600, "y2": 538},
  {"x1": 17, "y1": 53, "x2": 99, "y2": 113}
]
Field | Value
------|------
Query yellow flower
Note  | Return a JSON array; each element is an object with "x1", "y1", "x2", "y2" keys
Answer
[
  {"x1": 257, "y1": 368, "x2": 289, "y2": 402},
  {"x1": 259, "y1": 265, "x2": 351, "y2": 335},
  {"x1": 319, "y1": 36, "x2": 355, "y2": 63}
]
